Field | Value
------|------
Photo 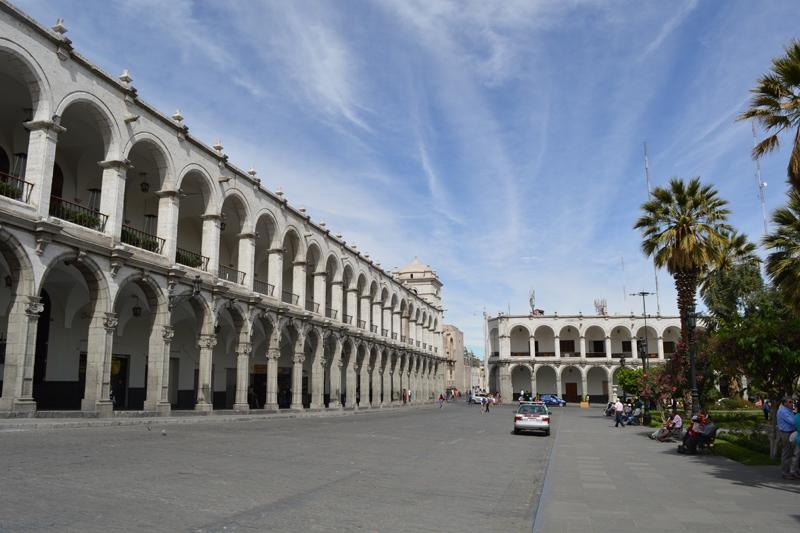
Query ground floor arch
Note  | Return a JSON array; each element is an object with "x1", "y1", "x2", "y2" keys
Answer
[
  {"x1": 560, "y1": 365, "x2": 583, "y2": 403},
  {"x1": 586, "y1": 366, "x2": 610, "y2": 403},
  {"x1": 511, "y1": 365, "x2": 532, "y2": 400},
  {"x1": 535, "y1": 365, "x2": 557, "y2": 395}
]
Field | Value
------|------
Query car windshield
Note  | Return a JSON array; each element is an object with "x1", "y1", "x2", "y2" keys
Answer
[{"x1": 517, "y1": 405, "x2": 547, "y2": 415}]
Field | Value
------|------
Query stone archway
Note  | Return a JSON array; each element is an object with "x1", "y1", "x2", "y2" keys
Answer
[{"x1": 511, "y1": 365, "x2": 532, "y2": 400}]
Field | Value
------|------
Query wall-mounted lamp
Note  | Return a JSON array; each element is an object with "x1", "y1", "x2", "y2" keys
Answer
[
  {"x1": 4, "y1": 275, "x2": 12, "y2": 288},
  {"x1": 132, "y1": 295, "x2": 142, "y2": 317},
  {"x1": 139, "y1": 172, "x2": 150, "y2": 193}
]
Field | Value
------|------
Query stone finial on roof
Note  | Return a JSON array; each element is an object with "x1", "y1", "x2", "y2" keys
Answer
[
  {"x1": 119, "y1": 69, "x2": 133, "y2": 86},
  {"x1": 52, "y1": 18, "x2": 68, "y2": 35},
  {"x1": 172, "y1": 109, "x2": 183, "y2": 123},
  {"x1": 319, "y1": 220, "x2": 326, "y2": 228},
  {"x1": 247, "y1": 166, "x2": 257, "y2": 178},
  {"x1": 213, "y1": 139, "x2": 223, "y2": 153}
]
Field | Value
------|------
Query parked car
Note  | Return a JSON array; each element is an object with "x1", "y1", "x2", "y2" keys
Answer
[
  {"x1": 514, "y1": 403, "x2": 551, "y2": 435},
  {"x1": 540, "y1": 394, "x2": 567, "y2": 407},
  {"x1": 471, "y1": 394, "x2": 496, "y2": 405}
]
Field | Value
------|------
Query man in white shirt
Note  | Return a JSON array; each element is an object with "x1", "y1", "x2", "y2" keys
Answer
[{"x1": 614, "y1": 399, "x2": 625, "y2": 428}]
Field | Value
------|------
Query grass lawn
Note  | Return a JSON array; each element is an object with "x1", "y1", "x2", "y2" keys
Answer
[{"x1": 714, "y1": 432, "x2": 779, "y2": 466}]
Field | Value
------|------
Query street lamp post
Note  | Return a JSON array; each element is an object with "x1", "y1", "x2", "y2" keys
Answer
[
  {"x1": 631, "y1": 291, "x2": 654, "y2": 424},
  {"x1": 687, "y1": 305, "x2": 700, "y2": 416}
]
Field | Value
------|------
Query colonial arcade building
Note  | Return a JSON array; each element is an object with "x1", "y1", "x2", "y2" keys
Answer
[
  {"x1": 486, "y1": 313, "x2": 681, "y2": 403},
  {"x1": 0, "y1": 2, "x2": 446, "y2": 417}
]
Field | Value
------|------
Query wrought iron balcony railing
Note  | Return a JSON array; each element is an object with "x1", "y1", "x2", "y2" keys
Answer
[
  {"x1": 49, "y1": 195, "x2": 107, "y2": 231},
  {"x1": 325, "y1": 307, "x2": 338, "y2": 319},
  {"x1": 382, "y1": 329, "x2": 388, "y2": 337},
  {"x1": 306, "y1": 300, "x2": 320, "y2": 313},
  {"x1": 401, "y1": 336, "x2": 407, "y2": 343},
  {"x1": 253, "y1": 278, "x2": 275, "y2": 296},
  {"x1": 282, "y1": 290, "x2": 300, "y2": 305},
  {"x1": 343, "y1": 314, "x2": 353, "y2": 325},
  {"x1": 0, "y1": 171, "x2": 32, "y2": 203},
  {"x1": 370, "y1": 324, "x2": 378, "y2": 333},
  {"x1": 219, "y1": 265, "x2": 246, "y2": 285},
  {"x1": 121, "y1": 225, "x2": 164, "y2": 253},
  {"x1": 391, "y1": 333, "x2": 397, "y2": 340},
  {"x1": 358, "y1": 320, "x2": 366, "y2": 329},
  {"x1": 176, "y1": 247, "x2": 209, "y2": 271}
]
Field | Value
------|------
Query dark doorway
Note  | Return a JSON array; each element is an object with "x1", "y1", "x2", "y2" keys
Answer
[
  {"x1": 110, "y1": 355, "x2": 129, "y2": 409},
  {"x1": 0, "y1": 147, "x2": 9, "y2": 174},
  {"x1": 251, "y1": 364, "x2": 266, "y2": 409},
  {"x1": 277, "y1": 366, "x2": 291, "y2": 408},
  {"x1": 565, "y1": 382, "x2": 578, "y2": 403}
]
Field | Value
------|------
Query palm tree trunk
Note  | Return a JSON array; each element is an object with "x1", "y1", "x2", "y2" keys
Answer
[{"x1": 674, "y1": 269, "x2": 699, "y2": 343}]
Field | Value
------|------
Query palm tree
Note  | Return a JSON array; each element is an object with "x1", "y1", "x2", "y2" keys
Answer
[
  {"x1": 699, "y1": 229, "x2": 760, "y2": 300},
  {"x1": 634, "y1": 177, "x2": 731, "y2": 341},
  {"x1": 764, "y1": 189, "x2": 800, "y2": 310},
  {"x1": 739, "y1": 39, "x2": 800, "y2": 191}
]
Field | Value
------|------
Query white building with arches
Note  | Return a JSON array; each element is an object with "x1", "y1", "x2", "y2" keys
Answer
[
  {"x1": 486, "y1": 313, "x2": 681, "y2": 403},
  {"x1": 0, "y1": 2, "x2": 446, "y2": 417}
]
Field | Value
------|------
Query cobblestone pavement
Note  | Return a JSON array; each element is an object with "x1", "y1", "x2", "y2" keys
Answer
[
  {"x1": 0, "y1": 402, "x2": 552, "y2": 532},
  {"x1": 534, "y1": 407, "x2": 800, "y2": 533}
]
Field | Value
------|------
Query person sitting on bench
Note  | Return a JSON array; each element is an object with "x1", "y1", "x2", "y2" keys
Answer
[
  {"x1": 682, "y1": 415, "x2": 716, "y2": 454},
  {"x1": 651, "y1": 411, "x2": 682, "y2": 441}
]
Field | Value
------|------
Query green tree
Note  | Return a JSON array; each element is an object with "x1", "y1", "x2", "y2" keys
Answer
[
  {"x1": 764, "y1": 189, "x2": 800, "y2": 311},
  {"x1": 711, "y1": 287, "x2": 800, "y2": 456},
  {"x1": 739, "y1": 39, "x2": 800, "y2": 191},
  {"x1": 634, "y1": 177, "x2": 731, "y2": 339},
  {"x1": 616, "y1": 367, "x2": 643, "y2": 396}
]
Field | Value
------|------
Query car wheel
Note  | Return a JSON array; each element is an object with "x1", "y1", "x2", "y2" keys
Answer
[
  {"x1": 544, "y1": 429, "x2": 550, "y2": 436},
  {"x1": 513, "y1": 428, "x2": 520, "y2": 435}
]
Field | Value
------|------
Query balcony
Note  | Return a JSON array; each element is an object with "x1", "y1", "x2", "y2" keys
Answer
[
  {"x1": 176, "y1": 247, "x2": 209, "y2": 271},
  {"x1": 511, "y1": 351, "x2": 530, "y2": 357},
  {"x1": 490, "y1": 351, "x2": 499, "y2": 358},
  {"x1": 434, "y1": 347, "x2": 438, "y2": 354},
  {"x1": 612, "y1": 352, "x2": 633, "y2": 358},
  {"x1": 305, "y1": 299, "x2": 320, "y2": 313},
  {"x1": 416, "y1": 340, "x2": 420, "y2": 347},
  {"x1": 0, "y1": 171, "x2": 32, "y2": 203},
  {"x1": 391, "y1": 333, "x2": 397, "y2": 340},
  {"x1": 535, "y1": 352, "x2": 555, "y2": 357},
  {"x1": 586, "y1": 352, "x2": 606, "y2": 358},
  {"x1": 370, "y1": 324, "x2": 378, "y2": 333},
  {"x1": 401, "y1": 336, "x2": 407, "y2": 343},
  {"x1": 382, "y1": 329, "x2": 388, "y2": 337},
  {"x1": 219, "y1": 265, "x2": 246, "y2": 285},
  {"x1": 357, "y1": 320, "x2": 366, "y2": 329},
  {"x1": 325, "y1": 307, "x2": 338, "y2": 319},
  {"x1": 282, "y1": 290, "x2": 300, "y2": 306},
  {"x1": 253, "y1": 279, "x2": 274, "y2": 297},
  {"x1": 49, "y1": 196, "x2": 107, "y2": 231},
  {"x1": 343, "y1": 314, "x2": 353, "y2": 325},
  {"x1": 121, "y1": 225, "x2": 164, "y2": 254}
]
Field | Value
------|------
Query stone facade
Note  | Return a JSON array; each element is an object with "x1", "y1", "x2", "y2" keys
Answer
[
  {"x1": 0, "y1": 2, "x2": 446, "y2": 416},
  {"x1": 485, "y1": 313, "x2": 681, "y2": 403},
  {"x1": 442, "y1": 324, "x2": 466, "y2": 391}
]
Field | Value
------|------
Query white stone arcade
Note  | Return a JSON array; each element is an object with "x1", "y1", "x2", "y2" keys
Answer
[
  {"x1": 0, "y1": 4, "x2": 446, "y2": 416},
  {"x1": 486, "y1": 314, "x2": 682, "y2": 403}
]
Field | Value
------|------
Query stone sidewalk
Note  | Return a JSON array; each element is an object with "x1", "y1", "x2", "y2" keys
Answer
[
  {"x1": 534, "y1": 407, "x2": 800, "y2": 533},
  {"x1": 0, "y1": 403, "x2": 432, "y2": 431}
]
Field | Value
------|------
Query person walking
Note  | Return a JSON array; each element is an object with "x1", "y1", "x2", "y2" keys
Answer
[
  {"x1": 438, "y1": 393, "x2": 445, "y2": 408},
  {"x1": 614, "y1": 398, "x2": 625, "y2": 428},
  {"x1": 485, "y1": 396, "x2": 491, "y2": 413},
  {"x1": 763, "y1": 398, "x2": 771, "y2": 421},
  {"x1": 777, "y1": 396, "x2": 797, "y2": 479}
]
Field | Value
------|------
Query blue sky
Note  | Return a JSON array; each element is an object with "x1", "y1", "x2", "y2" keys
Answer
[{"x1": 16, "y1": 0, "x2": 800, "y2": 356}]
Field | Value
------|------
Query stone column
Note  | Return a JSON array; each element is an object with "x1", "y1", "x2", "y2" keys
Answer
[
  {"x1": 581, "y1": 369, "x2": 588, "y2": 402},
  {"x1": 311, "y1": 353, "x2": 325, "y2": 409},
  {"x1": 346, "y1": 289, "x2": 358, "y2": 325},
  {"x1": 554, "y1": 336, "x2": 561, "y2": 358},
  {"x1": 499, "y1": 333, "x2": 510, "y2": 358},
  {"x1": 201, "y1": 215, "x2": 221, "y2": 275},
  {"x1": 381, "y1": 364, "x2": 389, "y2": 405},
  {"x1": 393, "y1": 311, "x2": 400, "y2": 339},
  {"x1": 195, "y1": 334, "x2": 216, "y2": 411},
  {"x1": 400, "y1": 315, "x2": 408, "y2": 340},
  {"x1": 330, "y1": 280, "x2": 343, "y2": 321},
  {"x1": 530, "y1": 365, "x2": 537, "y2": 397},
  {"x1": 24, "y1": 120, "x2": 63, "y2": 217},
  {"x1": 82, "y1": 312, "x2": 117, "y2": 416},
  {"x1": 529, "y1": 336, "x2": 536, "y2": 357},
  {"x1": 237, "y1": 233, "x2": 256, "y2": 287},
  {"x1": 372, "y1": 301, "x2": 382, "y2": 333},
  {"x1": 292, "y1": 260, "x2": 306, "y2": 306},
  {"x1": 265, "y1": 347, "x2": 280, "y2": 411},
  {"x1": 555, "y1": 369, "x2": 563, "y2": 399},
  {"x1": 359, "y1": 360, "x2": 370, "y2": 407},
  {"x1": 267, "y1": 247, "x2": 283, "y2": 297},
  {"x1": 579, "y1": 336, "x2": 586, "y2": 358},
  {"x1": 0, "y1": 296, "x2": 43, "y2": 413},
  {"x1": 98, "y1": 160, "x2": 130, "y2": 239},
  {"x1": 657, "y1": 337, "x2": 665, "y2": 360},
  {"x1": 234, "y1": 343, "x2": 251, "y2": 412},
  {"x1": 291, "y1": 352, "x2": 305, "y2": 409},
  {"x1": 156, "y1": 190, "x2": 179, "y2": 262},
  {"x1": 144, "y1": 325, "x2": 173, "y2": 414},
  {"x1": 360, "y1": 295, "x2": 371, "y2": 330},
  {"x1": 409, "y1": 318, "x2": 417, "y2": 344},
  {"x1": 346, "y1": 356, "x2": 357, "y2": 408},
  {"x1": 383, "y1": 306, "x2": 392, "y2": 336},
  {"x1": 605, "y1": 336, "x2": 612, "y2": 360},
  {"x1": 328, "y1": 340, "x2": 342, "y2": 408},
  {"x1": 313, "y1": 272, "x2": 327, "y2": 315}
]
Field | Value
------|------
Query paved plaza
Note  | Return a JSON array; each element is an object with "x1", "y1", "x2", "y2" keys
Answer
[
  {"x1": 534, "y1": 408, "x2": 800, "y2": 533},
  {"x1": 0, "y1": 404, "x2": 551, "y2": 532}
]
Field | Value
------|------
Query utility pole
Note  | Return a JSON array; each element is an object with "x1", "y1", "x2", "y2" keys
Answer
[
  {"x1": 643, "y1": 143, "x2": 661, "y2": 315},
  {"x1": 631, "y1": 290, "x2": 654, "y2": 424}
]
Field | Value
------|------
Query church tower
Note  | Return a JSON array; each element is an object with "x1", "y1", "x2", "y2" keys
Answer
[{"x1": 395, "y1": 257, "x2": 442, "y2": 309}]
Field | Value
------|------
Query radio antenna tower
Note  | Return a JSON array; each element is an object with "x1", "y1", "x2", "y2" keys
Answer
[
  {"x1": 752, "y1": 123, "x2": 769, "y2": 236},
  {"x1": 643, "y1": 142, "x2": 661, "y2": 315}
]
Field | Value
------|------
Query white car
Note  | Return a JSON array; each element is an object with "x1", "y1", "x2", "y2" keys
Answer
[{"x1": 514, "y1": 403, "x2": 551, "y2": 436}]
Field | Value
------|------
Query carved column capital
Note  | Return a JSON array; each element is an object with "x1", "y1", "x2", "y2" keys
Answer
[
  {"x1": 162, "y1": 326, "x2": 175, "y2": 342},
  {"x1": 25, "y1": 296, "x2": 44, "y2": 318},
  {"x1": 198, "y1": 334, "x2": 217, "y2": 350},
  {"x1": 103, "y1": 312, "x2": 119, "y2": 332}
]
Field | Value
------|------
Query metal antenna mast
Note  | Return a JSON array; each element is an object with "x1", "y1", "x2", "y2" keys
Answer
[
  {"x1": 752, "y1": 123, "x2": 769, "y2": 236},
  {"x1": 643, "y1": 142, "x2": 661, "y2": 314}
]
